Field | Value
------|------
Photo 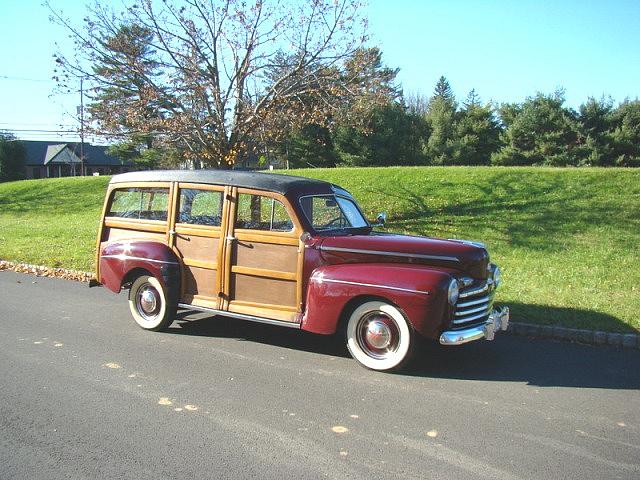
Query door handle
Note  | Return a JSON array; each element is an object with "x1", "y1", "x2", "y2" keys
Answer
[{"x1": 226, "y1": 235, "x2": 236, "y2": 241}]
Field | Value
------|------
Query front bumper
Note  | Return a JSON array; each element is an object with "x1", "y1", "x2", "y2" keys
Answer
[{"x1": 439, "y1": 307, "x2": 510, "y2": 346}]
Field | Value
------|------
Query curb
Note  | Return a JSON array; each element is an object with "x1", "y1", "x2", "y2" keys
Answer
[
  {"x1": 0, "y1": 260, "x2": 92, "y2": 283},
  {"x1": 507, "y1": 322, "x2": 639, "y2": 350}
]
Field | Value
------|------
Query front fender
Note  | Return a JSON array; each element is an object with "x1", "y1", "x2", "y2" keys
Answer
[
  {"x1": 99, "y1": 241, "x2": 180, "y2": 300},
  {"x1": 301, "y1": 263, "x2": 452, "y2": 339}
]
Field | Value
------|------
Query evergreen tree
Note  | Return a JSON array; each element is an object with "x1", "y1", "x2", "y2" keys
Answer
[
  {"x1": 423, "y1": 76, "x2": 457, "y2": 164},
  {"x1": 334, "y1": 103, "x2": 426, "y2": 166},
  {"x1": 451, "y1": 91, "x2": 502, "y2": 165},
  {"x1": 463, "y1": 89, "x2": 481, "y2": 108},
  {"x1": 278, "y1": 125, "x2": 338, "y2": 168},
  {"x1": 609, "y1": 99, "x2": 640, "y2": 166},
  {"x1": 433, "y1": 76, "x2": 454, "y2": 102},
  {"x1": 492, "y1": 91, "x2": 579, "y2": 166},
  {"x1": 0, "y1": 133, "x2": 26, "y2": 182},
  {"x1": 575, "y1": 97, "x2": 614, "y2": 166}
]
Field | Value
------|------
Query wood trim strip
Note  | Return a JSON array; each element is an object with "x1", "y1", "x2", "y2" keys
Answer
[
  {"x1": 182, "y1": 258, "x2": 217, "y2": 270},
  {"x1": 230, "y1": 300, "x2": 298, "y2": 313},
  {"x1": 166, "y1": 182, "x2": 177, "y2": 246},
  {"x1": 219, "y1": 186, "x2": 236, "y2": 310},
  {"x1": 228, "y1": 302, "x2": 298, "y2": 322},
  {"x1": 234, "y1": 231, "x2": 299, "y2": 245},
  {"x1": 231, "y1": 265, "x2": 296, "y2": 281},
  {"x1": 104, "y1": 218, "x2": 167, "y2": 233},
  {"x1": 175, "y1": 224, "x2": 222, "y2": 237},
  {"x1": 296, "y1": 239, "x2": 304, "y2": 312},
  {"x1": 95, "y1": 184, "x2": 114, "y2": 280},
  {"x1": 109, "y1": 181, "x2": 171, "y2": 189},
  {"x1": 177, "y1": 183, "x2": 226, "y2": 192},
  {"x1": 187, "y1": 295, "x2": 220, "y2": 309}
]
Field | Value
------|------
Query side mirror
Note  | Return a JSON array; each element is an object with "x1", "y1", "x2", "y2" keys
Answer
[{"x1": 373, "y1": 212, "x2": 387, "y2": 227}]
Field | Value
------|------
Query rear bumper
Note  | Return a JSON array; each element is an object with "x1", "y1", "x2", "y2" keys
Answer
[{"x1": 439, "y1": 307, "x2": 510, "y2": 346}]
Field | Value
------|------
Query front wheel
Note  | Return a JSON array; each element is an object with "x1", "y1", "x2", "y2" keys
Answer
[
  {"x1": 128, "y1": 275, "x2": 175, "y2": 331},
  {"x1": 345, "y1": 300, "x2": 414, "y2": 372}
]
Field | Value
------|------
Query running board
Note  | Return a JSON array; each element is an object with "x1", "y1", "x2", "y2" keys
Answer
[{"x1": 178, "y1": 303, "x2": 301, "y2": 329}]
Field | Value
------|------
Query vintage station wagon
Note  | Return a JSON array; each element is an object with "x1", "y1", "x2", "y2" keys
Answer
[{"x1": 94, "y1": 170, "x2": 509, "y2": 371}]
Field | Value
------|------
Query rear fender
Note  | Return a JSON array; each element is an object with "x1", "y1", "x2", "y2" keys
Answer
[
  {"x1": 99, "y1": 241, "x2": 180, "y2": 303},
  {"x1": 301, "y1": 263, "x2": 452, "y2": 339}
]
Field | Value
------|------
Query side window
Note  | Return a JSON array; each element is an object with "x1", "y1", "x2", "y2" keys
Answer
[
  {"x1": 305, "y1": 196, "x2": 344, "y2": 229},
  {"x1": 108, "y1": 188, "x2": 169, "y2": 221},
  {"x1": 178, "y1": 189, "x2": 223, "y2": 226},
  {"x1": 235, "y1": 194, "x2": 293, "y2": 232}
]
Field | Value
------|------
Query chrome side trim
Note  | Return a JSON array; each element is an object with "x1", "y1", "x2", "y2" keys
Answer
[
  {"x1": 318, "y1": 278, "x2": 430, "y2": 296},
  {"x1": 177, "y1": 303, "x2": 301, "y2": 329},
  {"x1": 319, "y1": 246, "x2": 459, "y2": 263},
  {"x1": 101, "y1": 254, "x2": 179, "y2": 265}
]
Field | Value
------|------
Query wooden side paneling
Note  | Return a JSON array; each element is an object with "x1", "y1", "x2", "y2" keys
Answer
[
  {"x1": 230, "y1": 274, "x2": 297, "y2": 307},
  {"x1": 232, "y1": 241, "x2": 298, "y2": 273},
  {"x1": 183, "y1": 266, "x2": 217, "y2": 297}
]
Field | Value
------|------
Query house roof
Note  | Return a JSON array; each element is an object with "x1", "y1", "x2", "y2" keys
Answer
[
  {"x1": 44, "y1": 144, "x2": 81, "y2": 165},
  {"x1": 23, "y1": 140, "x2": 132, "y2": 167},
  {"x1": 110, "y1": 169, "x2": 336, "y2": 196}
]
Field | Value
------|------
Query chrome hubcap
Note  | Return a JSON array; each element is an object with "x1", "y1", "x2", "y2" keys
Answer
[
  {"x1": 365, "y1": 320, "x2": 392, "y2": 349},
  {"x1": 136, "y1": 284, "x2": 159, "y2": 319},
  {"x1": 357, "y1": 312, "x2": 399, "y2": 359}
]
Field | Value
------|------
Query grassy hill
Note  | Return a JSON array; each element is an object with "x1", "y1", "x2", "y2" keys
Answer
[{"x1": 1, "y1": 167, "x2": 638, "y2": 333}]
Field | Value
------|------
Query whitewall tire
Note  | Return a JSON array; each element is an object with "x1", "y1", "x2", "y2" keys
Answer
[
  {"x1": 128, "y1": 275, "x2": 174, "y2": 331},
  {"x1": 346, "y1": 300, "x2": 414, "y2": 372}
]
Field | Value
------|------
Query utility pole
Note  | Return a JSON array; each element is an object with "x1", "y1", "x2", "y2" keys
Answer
[{"x1": 79, "y1": 77, "x2": 85, "y2": 176}]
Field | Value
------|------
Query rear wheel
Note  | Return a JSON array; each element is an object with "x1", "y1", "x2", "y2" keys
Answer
[
  {"x1": 345, "y1": 300, "x2": 414, "y2": 372},
  {"x1": 128, "y1": 275, "x2": 175, "y2": 331}
]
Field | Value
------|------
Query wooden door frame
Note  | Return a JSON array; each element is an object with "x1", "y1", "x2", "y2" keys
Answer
[
  {"x1": 221, "y1": 188, "x2": 305, "y2": 322},
  {"x1": 169, "y1": 182, "x2": 227, "y2": 309}
]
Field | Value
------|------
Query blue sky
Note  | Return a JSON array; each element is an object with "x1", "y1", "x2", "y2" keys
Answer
[{"x1": 1, "y1": 0, "x2": 639, "y2": 141}]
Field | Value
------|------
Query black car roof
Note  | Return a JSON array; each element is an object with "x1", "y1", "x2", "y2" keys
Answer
[{"x1": 109, "y1": 169, "x2": 335, "y2": 196}]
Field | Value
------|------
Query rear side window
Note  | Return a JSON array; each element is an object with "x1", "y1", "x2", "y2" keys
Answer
[
  {"x1": 107, "y1": 188, "x2": 169, "y2": 221},
  {"x1": 178, "y1": 189, "x2": 223, "y2": 226}
]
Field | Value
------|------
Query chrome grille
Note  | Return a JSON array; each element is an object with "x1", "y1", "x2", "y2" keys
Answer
[{"x1": 452, "y1": 281, "x2": 494, "y2": 328}]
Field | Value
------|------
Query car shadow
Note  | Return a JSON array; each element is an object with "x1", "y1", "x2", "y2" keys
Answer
[
  {"x1": 167, "y1": 309, "x2": 640, "y2": 390},
  {"x1": 168, "y1": 310, "x2": 349, "y2": 358},
  {"x1": 408, "y1": 335, "x2": 640, "y2": 390}
]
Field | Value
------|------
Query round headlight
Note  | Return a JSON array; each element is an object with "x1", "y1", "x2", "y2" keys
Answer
[
  {"x1": 493, "y1": 266, "x2": 501, "y2": 287},
  {"x1": 447, "y1": 279, "x2": 459, "y2": 305}
]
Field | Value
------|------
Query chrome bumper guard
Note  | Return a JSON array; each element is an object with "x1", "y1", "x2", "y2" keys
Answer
[{"x1": 439, "y1": 307, "x2": 510, "y2": 346}]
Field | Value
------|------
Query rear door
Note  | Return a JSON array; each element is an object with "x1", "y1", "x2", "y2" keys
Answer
[{"x1": 170, "y1": 183, "x2": 227, "y2": 309}]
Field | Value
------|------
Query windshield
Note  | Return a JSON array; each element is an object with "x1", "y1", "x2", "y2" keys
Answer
[{"x1": 300, "y1": 195, "x2": 369, "y2": 232}]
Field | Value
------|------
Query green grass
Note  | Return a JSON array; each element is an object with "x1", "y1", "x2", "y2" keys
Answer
[
  {"x1": 0, "y1": 176, "x2": 110, "y2": 270},
  {"x1": 1, "y1": 167, "x2": 638, "y2": 333}
]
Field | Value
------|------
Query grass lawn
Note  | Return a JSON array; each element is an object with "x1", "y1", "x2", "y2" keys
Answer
[{"x1": 1, "y1": 167, "x2": 638, "y2": 333}]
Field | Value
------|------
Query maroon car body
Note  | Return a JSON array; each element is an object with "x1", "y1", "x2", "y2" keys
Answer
[{"x1": 95, "y1": 170, "x2": 509, "y2": 371}]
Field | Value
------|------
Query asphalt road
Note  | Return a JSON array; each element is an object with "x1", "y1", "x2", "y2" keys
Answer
[{"x1": 1, "y1": 271, "x2": 639, "y2": 480}]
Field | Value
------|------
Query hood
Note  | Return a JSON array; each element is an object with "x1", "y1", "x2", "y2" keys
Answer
[{"x1": 318, "y1": 233, "x2": 490, "y2": 279}]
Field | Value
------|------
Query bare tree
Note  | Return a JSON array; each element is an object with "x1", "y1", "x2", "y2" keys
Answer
[{"x1": 50, "y1": 0, "x2": 397, "y2": 168}]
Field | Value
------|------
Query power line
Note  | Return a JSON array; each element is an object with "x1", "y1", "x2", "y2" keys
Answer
[
  {"x1": 1, "y1": 128, "x2": 78, "y2": 133},
  {"x1": 0, "y1": 122, "x2": 76, "y2": 127},
  {"x1": 0, "y1": 74, "x2": 51, "y2": 83}
]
